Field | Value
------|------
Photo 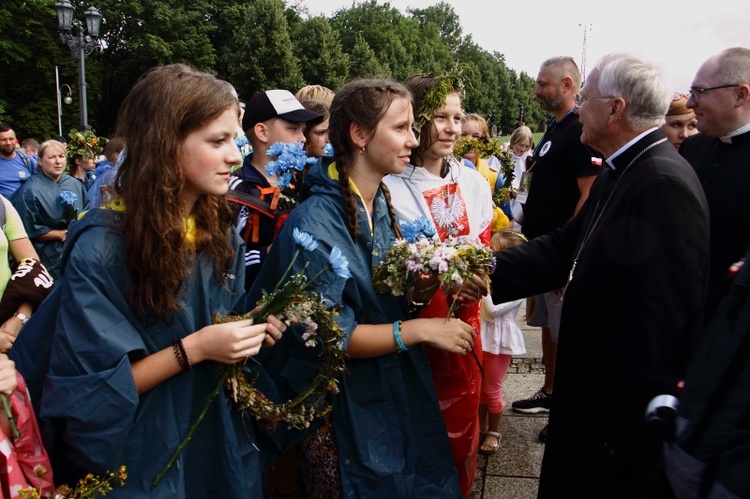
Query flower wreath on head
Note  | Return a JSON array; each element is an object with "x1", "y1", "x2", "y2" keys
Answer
[
  {"x1": 412, "y1": 62, "x2": 468, "y2": 144},
  {"x1": 66, "y1": 128, "x2": 106, "y2": 172}
]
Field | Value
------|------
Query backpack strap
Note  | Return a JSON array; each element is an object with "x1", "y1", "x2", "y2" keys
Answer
[
  {"x1": 0, "y1": 196, "x2": 6, "y2": 230},
  {"x1": 16, "y1": 151, "x2": 33, "y2": 175},
  {"x1": 226, "y1": 188, "x2": 278, "y2": 244}
]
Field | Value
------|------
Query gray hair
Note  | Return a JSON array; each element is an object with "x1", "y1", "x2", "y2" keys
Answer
[
  {"x1": 540, "y1": 56, "x2": 582, "y2": 90},
  {"x1": 594, "y1": 53, "x2": 672, "y2": 130},
  {"x1": 713, "y1": 47, "x2": 750, "y2": 85}
]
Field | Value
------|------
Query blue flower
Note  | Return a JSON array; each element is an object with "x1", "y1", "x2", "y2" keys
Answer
[
  {"x1": 234, "y1": 135, "x2": 249, "y2": 148},
  {"x1": 415, "y1": 217, "x2": 436, "y2": 238},
  {"x1": 265, "y1": 142, "x2": 318, "y2": 179},
  {"x1": 323, "y1": 143, "x2": 334, "y2": 157},
  {"x1": 293, "y1": 228, "x2": 319, "y2": 251},
  {"x1": 328, "y1": 246, "x2": 351, "y2": 279},
  {"x1": 60, "y1": 190, "x2": 78, "y2": 206},
  {"x1": 400, "y1": 222, "x2": 418, "y2": 243},
  {"x1": 278, "y1": 171, "x2": 293, "y2": 191},
  {"x1": 400, "y1": 216, "x2": 436, "y2": 242},
  {"x1": 267, "y1": 142, "x2": 285, "y2": 157}
]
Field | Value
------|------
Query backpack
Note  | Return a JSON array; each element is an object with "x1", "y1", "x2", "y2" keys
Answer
[{"x1": 226, "y1": 185, "x2": 291, "y2": 246}]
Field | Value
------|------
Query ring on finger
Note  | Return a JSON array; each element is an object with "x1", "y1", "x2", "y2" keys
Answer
[
  {"x1": 462, "y1": 339, "x2": 468, "y2": 349},
  {"x1": 245, "y1": 349, "x2": 252, "y2": 359}
]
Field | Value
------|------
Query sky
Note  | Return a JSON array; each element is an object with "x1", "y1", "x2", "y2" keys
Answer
[{"x1": 295, "y1": 0, "x2": 750, "y2": 91}]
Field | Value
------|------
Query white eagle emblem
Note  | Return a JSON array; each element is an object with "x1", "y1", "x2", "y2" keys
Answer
[{"x1": 430, "y1": 192, "x2": 466, "y2": 236}]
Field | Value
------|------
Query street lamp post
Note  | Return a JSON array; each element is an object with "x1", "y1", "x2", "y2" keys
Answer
[
  {"x1": 55, "y1": 65, "x2": 73, "y2": 137},
  {"x1": 55, "y1": 0, "x2": 102, "y2": 131}
]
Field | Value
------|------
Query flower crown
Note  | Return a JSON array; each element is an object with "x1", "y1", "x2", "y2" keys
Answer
[
  {"x1": 413, "y1": 63, "x2": 467, "y2": 143},
  {"x1": 67, "y1": 128, "x2": 106, "y2": 160}
]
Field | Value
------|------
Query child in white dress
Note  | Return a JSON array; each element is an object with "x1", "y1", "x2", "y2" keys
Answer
[{"x1": 478, "y1": 230, "x2": 527, "y2": 454}]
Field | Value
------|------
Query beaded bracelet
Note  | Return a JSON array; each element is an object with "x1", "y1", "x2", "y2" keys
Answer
[
  {"x1": 393, "y1": 320, "x2": 408, "y2": 352},
  {"x1": 172, "y1": 341, "x2": 187, "y2": 371}
]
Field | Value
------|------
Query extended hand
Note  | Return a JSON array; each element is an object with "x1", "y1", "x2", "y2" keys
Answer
[{"x1": 449, "y1": 273, "x2": 489, "y2": 304}]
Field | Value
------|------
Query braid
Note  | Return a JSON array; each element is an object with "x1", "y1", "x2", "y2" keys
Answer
[
  {"x1": 336, "y1": 161, "x2": 361, "y2": 241},
  {"x1": 379, "y1": 181, "x2": 402, "y2": 239}
]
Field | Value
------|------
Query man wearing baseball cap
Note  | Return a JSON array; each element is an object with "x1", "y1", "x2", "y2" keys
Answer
[{"x1": 228, "y1": 89, "x2": 321, "y2": 290}]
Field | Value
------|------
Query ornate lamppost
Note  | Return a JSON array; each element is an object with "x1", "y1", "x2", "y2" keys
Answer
[
  {"x1": 55, "y1": 0, "x2": 102, "y2": 130},
  {"x1": 55, "y1": 65, "x2": 73, "y2": 137}
]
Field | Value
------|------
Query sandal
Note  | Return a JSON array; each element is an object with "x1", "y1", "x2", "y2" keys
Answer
[{"x1": 478, "y1": 430, "x2": 501, "y2": 455}]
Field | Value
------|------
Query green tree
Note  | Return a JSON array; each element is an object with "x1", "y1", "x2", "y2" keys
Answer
[
  {"x1": 214, "y1": 0, "x2": 303, "y2": 101},
  {"x1": 457, "y1": 41, "x2": 515, "y2": 132},
  {"x1": 348, "y1": 33, "x2": 389, "y2": 78},
  {"x1": 408, "y1": 2, "x2": 463, "y2": 54},
  {"x1": 331, "y1": 1, "x2": 416, "y2": 80},
  {"x1": 94, "y1": 0, "x2": 217, "y2": 134},
  {"x1": 0, "y1": 0, "x2": 79, "y2": 140},
  {"x1": 291, "y1": 16, "x2": 349, "y2": 91}
]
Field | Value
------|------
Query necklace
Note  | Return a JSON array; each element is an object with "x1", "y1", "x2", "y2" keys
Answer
[{"x1": 562, "y1": 137, "x2": 668, "y2": 297}]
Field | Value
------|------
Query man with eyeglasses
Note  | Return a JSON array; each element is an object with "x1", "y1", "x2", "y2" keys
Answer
[
  {"x1": 679, "y1": 47, "x2": 750, "y2": 326},
  {"x1": 489, "y1": 53, "x2": 709, "y2": 498}
]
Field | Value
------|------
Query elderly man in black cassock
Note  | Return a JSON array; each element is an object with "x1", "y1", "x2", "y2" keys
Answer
[{"x1": 489, "y1": 53, "x2": 710, "y2": 498}]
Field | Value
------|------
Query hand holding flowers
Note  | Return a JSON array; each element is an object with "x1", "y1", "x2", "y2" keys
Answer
[
  {"x1": 60, "y1": 190, "x2": 79, "y2": 226},
  {"x1": 153, "y1": 228, "x2": 350, "y2": 487},
  {"x1": 372, "y1": 216, "x2": 495, "y2": 318}
]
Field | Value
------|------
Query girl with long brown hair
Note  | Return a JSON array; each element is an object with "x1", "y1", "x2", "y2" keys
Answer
[{"x1": 11, "y1": 64, "x2": 284, "y2": 497}]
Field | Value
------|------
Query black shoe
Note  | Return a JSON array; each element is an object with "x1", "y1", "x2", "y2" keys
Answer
[
  {"x1": 511, "y1": 387, "x2": 552, "y2": 414},
  {"x1": 538, "y1": 423, "x2": 549, "y2": 442}
]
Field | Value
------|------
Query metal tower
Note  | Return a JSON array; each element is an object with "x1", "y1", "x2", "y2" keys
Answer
[{"x1": 579, "y1": 23, "x2": 592, "y2": 82}]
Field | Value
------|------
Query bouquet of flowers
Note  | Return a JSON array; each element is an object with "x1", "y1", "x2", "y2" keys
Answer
[
  {"x1": 60, "y1": 190, "x2": 79, "y2": 225},
  {"x1": 372, "y1": 217, "x2": 495, "y2": 317},
  {"x1": 265, "y1": 142, "x2": 318, "y2": 209},
  {"x1": 153, "y1": 228, "x2": 351, "y2": 487}
]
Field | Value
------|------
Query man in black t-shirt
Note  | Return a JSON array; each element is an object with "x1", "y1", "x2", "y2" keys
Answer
[{"x1": 511, "y1": 57, "x2": 601, "y2": 439}]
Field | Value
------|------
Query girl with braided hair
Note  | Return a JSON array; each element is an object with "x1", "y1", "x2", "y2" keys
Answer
[{"x1": 250, "y1": 77, "x2": 473, "y2": 497}]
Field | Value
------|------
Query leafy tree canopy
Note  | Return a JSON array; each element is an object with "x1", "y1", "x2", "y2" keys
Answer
[{"x1": 0, "y1": 0, "x2": 543, "y2": 139}]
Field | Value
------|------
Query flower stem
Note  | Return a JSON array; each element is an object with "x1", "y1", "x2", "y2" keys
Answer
[
  {"x1": 152, "y1": 367, "x2": 231, "y2": 488},
  {"x1": 269, "y1": 247, "x2": 301, "y2": 298},
  {"x1": 1, "y1": 393, "x2": 20, "y2": 439}
]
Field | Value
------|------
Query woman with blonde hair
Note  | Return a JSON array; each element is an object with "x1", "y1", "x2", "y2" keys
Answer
[{"x1": 11, "y1": 139, "x2": 87, "y2": 279}]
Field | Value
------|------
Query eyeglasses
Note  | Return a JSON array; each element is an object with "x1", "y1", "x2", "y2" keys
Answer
[
  {"x1": 574, "y1": 93, "x2": 617, "y2": 106},
  {"x1": 688, "y1": 84, "x2": 740, "y2": 102}
]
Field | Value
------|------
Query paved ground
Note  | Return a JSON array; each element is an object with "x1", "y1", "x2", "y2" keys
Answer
[{"x1": 472, "y1": 302, "x2": 546, "y2": 499}]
